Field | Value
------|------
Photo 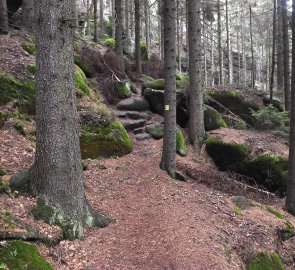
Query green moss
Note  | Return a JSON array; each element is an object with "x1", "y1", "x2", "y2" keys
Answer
[
  {"x1": 115, "y1": 81, "x2": 131, "y2": 99},
  {"x1": 143, "y1": 79, "x2": 165, "y2": 90},
  {"x1": 105, "y1": 38, "x2": 116, "y2": 47},
  {"x1": 140, "y1": 41, "x2": 148, "y2": 61},
  {"x1": 27, "y1": 63, "x2": 36, "y2": 74},
  {"x1": 21, "y1": 42, "x2": 36, "y2": 55},
  {"x1": 32, "y1": 199, "x2": 82, "y2": 240},
  {"x1": 280, "y1": 220, "x2": 295, "y2": 241},
  {"x1": 14, "y1": 122, "x2": 27, "y2": 136},
  {"x1": 74, "y1": 55, "x2": 94, "y2": 78},
  {"x1": 0, "y1": 73, "x2": 36, "y2": 112},
  {"x1": 176, "y1": 129, "x2": 187, "y2": 157},
  {"x1": 206, "y1": 137, "x2": 248, "y2": 168},
  {"x1": 0, "y1": 168, "x2": 5, "y2": 177},
  {"x1": 204, "y1": 105, "x2": 227, "y2": 131},
  {"x1": 0, "y1": 240, "x2": 53, "y2": 270},
  {"x1": 233, "y1": 206, "x2": 243, "y2": 215},
  {"x1": 80, "y1": 120, "x2": 133, "y2": 159},
  {"x1": 75, "y1": 65, "x2": 91, "y2": 97},
  {"x1": 247, "y1": 252, "x2": 285, "y2": 270},
  {"x1": 266, "y1": 206, "x2": 285, "y2": 219}
]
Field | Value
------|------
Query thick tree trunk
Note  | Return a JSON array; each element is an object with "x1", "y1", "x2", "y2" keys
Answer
[
  {"x1": 188, "y1": 0, "x2": 205, "y2": 156},
  {"x1": 286, "y1": 0, "x2": 295, "y2": 216},
  {"x1": 34, "y1": 0, "x2": 84, "y2": 239},
  {"x1": 160, "y1": 0, "x2": 176, "y2": 178},
  {"x1": 282, "y1": 0, "x2": 291, "y2": 111},
  {"x1": 134, "y1": 0, "x2": 141, "y2": 74},
  {"x1": 0, "y1": 0, "x2": 9, "y2": 34},
  {"x1": 115, "y1": 0, "x2": 125, "y2": 73},
  {"x1": 22, "y1": 0, "x2": 34, "y2": 32},
  {"x1": 94, "y1": 0, "x2": 99, "y2": 42}
]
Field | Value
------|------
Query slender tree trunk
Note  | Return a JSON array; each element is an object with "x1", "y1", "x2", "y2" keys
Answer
[
  {"x1": 217, "y1": 0, "x2": 224, "y2": 86},
  {"x1": 112, "y1": 0, "x2": 116, "y2": 38},
  {"x1": 249, "y1": 5, "x2": 255, "y2": 90},
  {"x1": 22, "y1": 0, "x2": 34, "y2": 31},
  {"x1": 270, "y1": 0, "x2": 277, "y2": 102},
  {"x1": 115, "y1": 0, "x2": 125, "y2": 73},
  {"x1": 100, "y1": 0, "x2": 104, "y2": 30},
  {"x1": 94, "y1": 0, "x2": 98, "y2": 42},
  {"x1": 134, "y1": 0, "x2": 141, "y2": 74},
  {"x1": 282, "y1": 0, "x2": 291, "y2": 111},
  {"x1": 225, "y1": 0, "x2": 233, "y2": 85},
  {"x1": 0, "y1": 0, "x2": 9, "y2": 34},
  {"x1": 160, "y1": 0, "x2": 176, "y2": 178},
  {"x1": 144, "y1": 0, "x2": 150, "y2": 56},
  {"x1": 285, "y1": 0, "x2": 295, "y2": 216},
  {"x1": 125, "y1": 0, "x2": 129, "y2": 38},
  {"x1": 211, "y1": 21, "x2": 215, "y2": 86},
  {"x1": 34, "y1": 0, "x2": 84, "y2": 239},
  {"x1": 86, "y1": 0, "x2": 91, "y2": 35},
  {"x1": 277, "y1": 0, "x2": 284, "y2": 97},
  {"x1": 188, "y1": 0, "x2": 205, "y2": 156}
]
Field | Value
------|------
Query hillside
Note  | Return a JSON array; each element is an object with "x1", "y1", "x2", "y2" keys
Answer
[{"x1": 0, "y1": 32, "x2": 295, "y2": 270}]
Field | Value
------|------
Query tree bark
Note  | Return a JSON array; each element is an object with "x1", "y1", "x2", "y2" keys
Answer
[
  {"x1": 285, "y1": 0, "x2": 295, "y2": 216},
  {"x1": 115, "y1": 0, "x2": 125, "y2": 73},
  {"x1": 125, "y1": 0, "x2": 129, "y2": 38},
  {"x1": 22, "y1": 0, "x2": 34, "y2": 32},
  {"x1": 134, "y1": 0, "x2": 141, "y2": 74},
  {"x1": 0, "y1": 0, "x2": 9, "y2": 34},
  {"x1": 100, "y1": 0, "x2": 104, "y2": 30},
  {"x1": 249, "y1": 4, "x2": 255, "y2": 90},
  {"x1": 94, "y1": 0, "x2": 99, "y2": 42},
  {"x1": 270, "y1": 0, "x2": 277, "y2": 103},
  {"x1": 217, "y1": 0, "x2": 224, "y2": 86},
  {"x1": 34, "y1": 0, "x2": 84, "y2": 239},
  {"x1": 282, "y1": 0, "x2": 291, "y2": 111},
  {"x1": 160, "y1": 0, "x2": 176, "y2": 178},
  {"x1": 144, "y1": 0, "x2": 150, "y2": 56},
  {"x1": 112, "y1": 0, "x2": 116, "y2": 37},
  {"x1": 188, "y1": 0, "x2": 205, "y2": 156},
  {"x1": 277, "y1": 0, "x2": 284, "y2": 97},
  {"x1": 225, "y1": 0, "x2": 233, "y2": 85}
]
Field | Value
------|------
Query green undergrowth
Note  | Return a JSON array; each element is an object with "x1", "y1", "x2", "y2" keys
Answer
[
  {"x1": 266, "y1": 206, "x2": 285, "y2": 219},
  {"x1": 75, "y1": 65, "x2": 91, "y2": 98},
  {"x1": 0, "y1": 240, "x2": 53, "y2": 270},
  {"x1": 176, "y1": 129, "x2": 187, "y2": 157},
  {"x1": 80, "y1": 121, "x2": 133, "y2": 159},
  {"x1": 27, "y1": 63, "x2": 36, "y2": 75},
  {"x1": 105, "y1": 38, "x2": 115, "y2": 47},
  {"x1": 21, "y1": 42, "x2": 36, "y2": 55},
  {"x1": 14, "y1": 122, "x2": 27, "y2": 136},
  {"x1": 247, "y1": 252, "x2": 285, "y2": 270}
]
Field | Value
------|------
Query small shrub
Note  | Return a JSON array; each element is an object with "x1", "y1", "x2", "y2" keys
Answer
[
  {"x1": 266, "y1": 206, "x2": 284, "y2": 219},
  {"x1": 247, "y1": 252, "x2": 285, "y2": 270},
  {"x1": 105, "y1": 38, "x2": 116, "y2": 47}
]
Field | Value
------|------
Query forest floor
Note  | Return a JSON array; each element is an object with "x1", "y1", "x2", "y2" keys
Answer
[{"x1": 1, "y1": 32, "x2": 295, "y2": 270}]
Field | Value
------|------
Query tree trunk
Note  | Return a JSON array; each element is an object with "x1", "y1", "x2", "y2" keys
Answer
[
  {"x1": 100, "y1": 0, "x2": 104, "y2": 30},
  {"x1": 217, "y1": 0, "x2": 224, "y2": 86},
  {"x1": 22, "y1": 0, "x2": 34, "y2": 31},
  {"x1": 277, "y1": 0, "x2": 284, "y2": 98},
  {"x1": 249, "y1": 4, "x2": 255, "y2": 90},
  {"x1": 125, "y1": 0, "x2": 129, "y2": 38},
  {"x1": 0, "y1": 0, "x2": 9, "y2": 34},
  {"x1": 270, "y1": 0, "x2": 276, "y2": 102},
  {"x1": 34, "y1": 0, "x2": 85, "y2": 239},
  {"x1": 160, "y1": 0, "x2": 176, "y2": 178},
  {"x1": 211, "y1": 21, "x2": 215, "y2": 86},
  {"x1": 112, "y1": 0, "x2": 116, "y2": 38},
  {"x1": 86, "y1": 0, "x2": 91, "y2": 35},
  {"x1": 225, "y1": 0, "x2": 233, "y2": 85},
  {"x1": 188, "y1": 0, "x2": 205, "y2": 156},
  {"x1": 94, "y1": 0, "x2": 98, "y2": 42},
  {"x1": 134, "y1": 0, "x2": 141, "y2": 74},
  {"x1": 285, "y1": 0, "x2": 295, "y2": 216},
  {"x1": 115, "y1": 0, "x2": 125, "y2": 73},
  {"x1": 282, "y1": 0, "x2": 291, "y2": 111},
  {"x1": 144, "y1": 0, "x2": 150, "y2": 56}
]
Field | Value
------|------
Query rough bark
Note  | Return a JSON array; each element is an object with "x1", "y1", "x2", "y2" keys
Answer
[
  {"x1": 0, "y1": 0, "x2": 9, "y2": 34},
  {"x1": 282, "y1": 0, "x2": 291, "y2": 111},
  {"x1": 22, "y1": 0, "x2": 34, "y2": 32},
  {"x1": 125, "y1": 0, "x2": 129, "y2": 38},
  {"x1": 112, "y1": 0, "x2": 116, "y2": 37},
  {"x1": 225, "y1": 0, "x2": 233, "y2": 85},
  {"x1": 217, "y1": 0, "x2": 224, "y2": 86},
  {"x1": 134, "y1": 0, "x2": 141, "y2": 74},
  {"x1": 277, "y1": 0, "x2": 284, "y2": 97},
  {"x1": 144, "y1": 0, "x2": 150, "y2": 56},
  {"x1": 160, "y1": 0, "x2": 176, "y2": 178},
  {"x1": 188, "y1": 0, "x2": 205, "y2": 156},
  {"x1": 270, "y1": 0, "x2": 277, "y2": 103},
  {"x1": 286, "y1": 0, "x2": 295, "y2": 216},
  {"x1": 115, "y1": 0, "x2": 125, "y2": 73},
  {"x1": 249, "y1": 5, "x2": 255, "y2": 90},
  {"x1": 94, "y1": 0, "x2": 99, "y2": 42}
]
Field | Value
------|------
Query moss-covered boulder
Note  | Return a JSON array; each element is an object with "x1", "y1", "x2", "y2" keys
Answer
[
  {"x1": 117, "y1": 97, "x2": 150, "y2": 111},
  {"x1": 141, "y1": 42, "x2": 148, "y2": 61},
  {"x1": 0, "y1": 73, "x2": 36, "y2": 114},
  {"x1": 247, "y1": 252, "x2": 285, "y2": 270},
  {"x1": 262, "y1": 94, "x2": 284, "y2": 112},
  {"x1": 114, "y1": 81, "x2": 132, "y2": 99},
  {"x1": 145, "y1": 123, "x2": 187, "y2": 156},
  {"x1": 204, "y1": 105, "x2": 227, "y2": 131},
  {"x1": 75, "y1": 65, "x2": 91, "y2": 98},
  {"x1": 80, "y1": 121, "x2": 133, "y2": 159},
  {"x1": 74, "y1": 55, "x2": 94, "y2": 78},
  {"x1": 0, "y1": 240, "x2": 53, "y2": 270},
  {"x1": 208, "y1": 90, "x2": 260, "y2": 125},
  {"x1": 142, "y1": 79, "x2": 165, "y2": 91}
]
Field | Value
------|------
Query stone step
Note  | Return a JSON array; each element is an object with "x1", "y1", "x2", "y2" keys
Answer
[
  {"x1": 116, "y1": 111, "x2": 152, "y2": 120},
  {"x1": 117, "y1": 97, "x2": 150, "y2": 111},
  {"x1": 121, "y1": 119, "x2": 146, "y2": 131},
  {"x1": 133, "y1": 127, "x2": 145, "y2": 135},
  {"x1": 135, "y1": 133, "x2": 151, "y2": 141}
]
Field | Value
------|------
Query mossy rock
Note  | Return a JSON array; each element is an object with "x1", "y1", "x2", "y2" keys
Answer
[
  {"x1": 0, "y1": 240, "x2": 53, "y2": 270},
  {"x1": 114, "y1": 81, "x2": 132, "y2": 99},
  {"x1": 74, "y1": 55, "x2": 94, "y2": 78},
  {"x1": 21, "y1": 42, "x2": 36, "y2": 55},
  {"x1": 263, "y1": 95, "x2": 284, "y2": 112},
  {"x1": 236, "y1": 154, "x2": 288, "y2": 192},
  {"x1": 204, "y1": 105, "x2": 227, "y2": 131},
  {"x1": 176, "y1": 129, "x2": 187, "y2": 157},
  {"x1": 247, "y1": 252, "x2": 285, "y2": 270},
  {"x1": 80, "y1": 120, "x2": 133, "y2": 159},
  {"x1": 0, "y1": 73, "x2": 36, "y2": 114},
  {"x1": 208, "y1": 91, "x2": 260, "y2": 125},
  {"x1": 145, "y1": 124, "x2": 187, "y2": 156},
  {"x1": 142, "y1": 79, "x2": 165, "y2": 91},
  {"x1": 141, "y1": 42, "x2": 148, "y2": 61},
  {"x1": 206, "y1": 137, "x2": 248, "y2": 168},
  {"x1": 75, "y1": 65, "x2": 91, "y2": 98}
]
